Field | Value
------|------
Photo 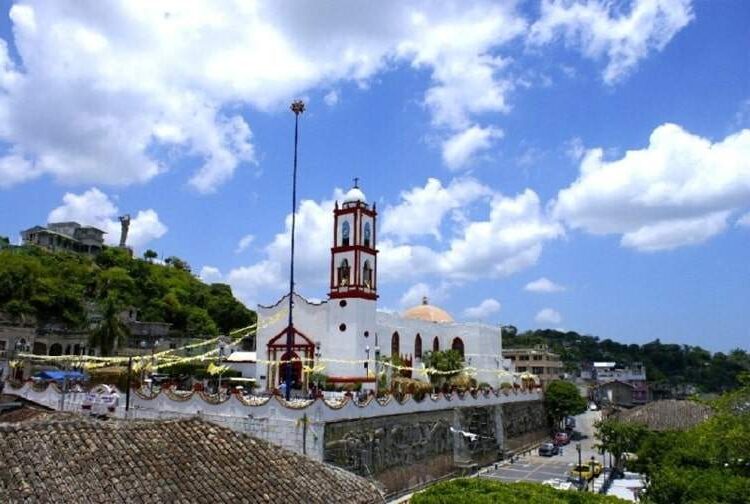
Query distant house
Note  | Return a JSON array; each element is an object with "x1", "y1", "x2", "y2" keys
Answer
[
  {"x1": 0, "y1": 416, "x2": 384, "y2": 503},
  {"x1": 597, "y1": 380, "x2": 637, "y2": 407},
  {"x1": 584, "y1": 361, "x2": 649, "y2": 404},
  {"x1": 21, "y1": 222, "x2": 106, "y2": 255},
  {"x1": 503, "y1": 345, "x2": 564, "y2": 388}
]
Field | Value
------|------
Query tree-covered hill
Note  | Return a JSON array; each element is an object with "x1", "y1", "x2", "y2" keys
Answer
[
  {"x1": 0, "y1": 246, "x2": 255, "y2": 338},
  {"x1": 504, "y1": 327, "x2": 750, "y2": 393}
]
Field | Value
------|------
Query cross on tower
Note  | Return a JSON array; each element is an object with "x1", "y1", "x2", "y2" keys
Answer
[{"x1": 353, "y1": 177, "x2": 359, "y2": 188}]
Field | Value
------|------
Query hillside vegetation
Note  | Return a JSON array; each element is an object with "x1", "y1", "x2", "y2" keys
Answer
[
  {"x1": 504, "y1": 328, "x2": 750, "y2": 393},
  {"x1": 0, "y1": 246, "x2": 255, "y2": 338}
]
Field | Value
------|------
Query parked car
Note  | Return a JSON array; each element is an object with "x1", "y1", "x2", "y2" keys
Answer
[
  {"x1": 554, "y1": 431, "x2": 570, "y2": 446},
  {"x1": 538, "y1": 442, "x2": 559, "y2": 457},
  {"x1": 589, "y1": 402, "x2": 598, "y2": 411},
  {"x1": 570, "y1": 465, "x2": 594, "y2": 481}
]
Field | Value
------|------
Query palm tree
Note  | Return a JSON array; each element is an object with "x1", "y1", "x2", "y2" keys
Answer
[{"x1": 90, "y1": 297, "x2": 130, "y2": 356}]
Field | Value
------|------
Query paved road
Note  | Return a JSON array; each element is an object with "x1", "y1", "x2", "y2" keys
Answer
[{"x1": 482, "y1": 410, "x2": 608, "y2": 487}]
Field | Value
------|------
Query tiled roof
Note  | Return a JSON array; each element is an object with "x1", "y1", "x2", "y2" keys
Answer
[
  {"x1": 0, "y1": 416, "x2": 383, "y2": 503},
  {"x1": 613, "y1": 399, "x2": 713, "y2": 431}
]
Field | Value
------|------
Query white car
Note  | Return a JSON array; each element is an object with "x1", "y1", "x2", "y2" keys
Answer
[{"x1": 589, "y1": 402, "x2": 598, "y2": 411}]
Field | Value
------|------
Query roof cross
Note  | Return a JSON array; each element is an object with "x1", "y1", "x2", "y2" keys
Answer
[{"x1": 353, "y1": 177, "x2": 359, "y2": 188}]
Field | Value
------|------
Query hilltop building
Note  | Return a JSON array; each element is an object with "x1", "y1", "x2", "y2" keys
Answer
[
  {"x1": 21, "y1": 222, "x2": 106, "y2": 255},
  {"x1": 256, "y1": 183, "x2": 513, "y2": 391}
]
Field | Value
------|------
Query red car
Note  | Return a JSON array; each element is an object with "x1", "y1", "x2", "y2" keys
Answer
[{"x1": 554, "y1": 432, "x2": 570, "y2": 446}]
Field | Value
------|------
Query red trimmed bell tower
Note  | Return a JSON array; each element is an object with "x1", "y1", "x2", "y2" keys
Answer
[{"x1": 329, "y1": 180, "x2": 378, "y2": 300}]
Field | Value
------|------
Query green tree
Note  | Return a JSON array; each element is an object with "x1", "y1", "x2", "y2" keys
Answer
[
  {"x1": 89, "y1": 297, "x2": 131, "y2": 356},
  {"x1": 594, "y1": 418, "x2": 647, "y2": 471},
  {"x1": 544, "y1": 380, "x2": 587, "y2": 429},
  {"x1": 165, "y1": 256, "x2": 191, "y2": 272},
  {"x1": 143, "y1": 249, "x2": 158, "y2": 262},
  {"x1": 421, "y1": 349, "x2": 464, "y2": 389}
]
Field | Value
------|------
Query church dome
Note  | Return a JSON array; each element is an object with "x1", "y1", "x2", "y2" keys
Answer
[
  {"x1": 342, "y1": 186, "x2": 366, "y2": 204},
  {"x1": 403, "y1": 296, "x2": 454, "y2": 323}
]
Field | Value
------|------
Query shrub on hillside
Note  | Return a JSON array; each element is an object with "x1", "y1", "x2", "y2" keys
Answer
[{"x1": 411, "y1": 479, "x2": 625, "y2": 503}]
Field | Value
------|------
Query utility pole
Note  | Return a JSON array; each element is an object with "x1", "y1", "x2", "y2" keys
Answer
[
  {"x1": 285, "y1": 99, "x2": 305, "y2": 401},
  {"x1": 125, "y1": 356, "x2": 132, "y2": 413}
]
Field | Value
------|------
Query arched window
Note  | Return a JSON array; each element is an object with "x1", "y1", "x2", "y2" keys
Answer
[
  {"x1": 363, "y1": 260, "x2": 373, "y2": 288},
  {"x1": 415, "y1": 334, "x2": 422, "y2": 359},
  {"x1": 337, "y1": 259, "x2": 350, "y2": 286},
  {"x1": 433, "y1": 336, "x2": 440, "y2": 352},
  {"x1": 341, "y1": 221, "x2": 350, "y2": 246},
  {"x1": 452, "y1": 337, "x2": 465, "y2": 358},
  {"x1": 364, "y1": 222, "x2": 372, "y2": 248},
  {"x1": 391, "y1": 332, "x2": 400, "y2": 357},
  {"x1": 49, "y1": 343, "x2": 63, "y2": 356}
]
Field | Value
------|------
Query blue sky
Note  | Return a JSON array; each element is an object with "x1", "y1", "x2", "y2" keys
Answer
[{"x1": 0, "y1": 1, "x2": 748, "y2": 351}]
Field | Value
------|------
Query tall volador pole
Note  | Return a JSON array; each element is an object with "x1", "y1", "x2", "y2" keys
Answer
[{"x1": 285, "y1": 100, "x2": 305, "y2": 401}]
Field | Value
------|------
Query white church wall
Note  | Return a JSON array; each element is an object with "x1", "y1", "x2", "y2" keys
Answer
[
  {"x1": 376, "y1": 311, "x2": 508, "y2": 387},
  {"x1": 7, "y1": 379, "x2": 542, "y2": 461},
  {"x1": 324, "y1": 297, "x2": 377, "y2": 382}
]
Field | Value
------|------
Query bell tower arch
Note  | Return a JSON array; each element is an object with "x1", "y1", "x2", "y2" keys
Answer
[{"x1": 329, "y1": 181, "x2": 378, "y2": 300}]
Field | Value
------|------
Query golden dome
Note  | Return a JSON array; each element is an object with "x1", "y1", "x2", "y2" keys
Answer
[{"x1": 403, "y1": 297, "x2": 454, "y2": 323}]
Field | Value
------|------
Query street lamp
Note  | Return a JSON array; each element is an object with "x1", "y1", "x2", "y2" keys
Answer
[
  {"x1": 576, "y1": 442, "x2": 583, "y2": 488},
  {"x1": 365, "y1": 346, "x2": 370, "y2": 371},
  {"x1": 314, "y1": 341, "x2": 322, "y2": 393},
  {"x1": 284, "y1": 99, "x2": 305, "y2": 401},
  {"x1": 217, "y1": 338, "x2": 226, "y2": 394},
  {"x1": 590, "y1": 456, "x2": 596, "y2": 492}
]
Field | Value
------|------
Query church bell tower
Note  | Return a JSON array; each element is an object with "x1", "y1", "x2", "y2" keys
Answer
[{"x1": 329, "y1": 180, "x2": 378, "y2": 300}]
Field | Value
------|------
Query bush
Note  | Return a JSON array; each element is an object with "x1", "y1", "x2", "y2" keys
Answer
[
  {"x1": 391, "y1": 377, "x2": 432, "y2": 399},
  {"x1": 412, "y1": 479, "x2": 625, "y2": 503}
]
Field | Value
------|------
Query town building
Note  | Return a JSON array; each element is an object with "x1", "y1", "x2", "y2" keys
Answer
[
  {"x1": 583, "y1": 361, "x2": 649, "y2": 405},
  {"x1": 0, "y1": 415, "x2": 383, "y2": 503},
  {"x1": 255, "y1": 183, "x2": 513, "y2": 391},
  {"x1": 503, "y1": 345, "x2": 564, "y2": 388},
  {"x1": 20, "y1": 221, "x2": 106, "y2": 254}
]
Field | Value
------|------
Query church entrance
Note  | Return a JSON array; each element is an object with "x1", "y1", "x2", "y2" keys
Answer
[{"x1": 278, "y1": 351, "x2": 302, "y2": 389}]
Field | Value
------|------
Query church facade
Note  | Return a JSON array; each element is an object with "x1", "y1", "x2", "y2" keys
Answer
[{"x1": 255, "y1": 184, "x2": 512, "y2": 390}]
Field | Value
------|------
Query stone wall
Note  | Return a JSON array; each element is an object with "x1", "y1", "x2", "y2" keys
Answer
[{"x1": 323, "y1": 400, "x2": 546, "y2": 495}]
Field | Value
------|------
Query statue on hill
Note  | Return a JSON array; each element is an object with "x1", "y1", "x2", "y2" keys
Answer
[{"x1": 118, "y1": 214, "x2": 130, "y2": 248}]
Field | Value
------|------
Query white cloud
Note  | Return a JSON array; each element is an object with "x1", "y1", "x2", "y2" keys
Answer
[
  {"x1": 0, "y1": 1, "x2": 539, "y2": 187},
  {"x1": 218, "y1": 178, "x2": 562, "y2": 307},
  {"x1": 381, "y1": 177, "x2": 491, "y2": 240},
  {"x1": 529, "y1": 0, "x2": 694, "y2": 84},
  {"x1": 399, "y1": 282, "x2": 448, "y2": 309},
  {"x1": 442, "y1": 125, "x2": 503, "y2": 170},
  {"x1": 463, "y1": 298, "x2": 501, "y2": 319},
  {"x1": 535, "y1": 307, "x2": 562, "y2": 325},
  {"x1": 323, "y1": 90, "x2": 339, "y2": 106},
  {"x1": 525, "y1": 277, "x2": 566, "y2": 293},
  {"x1": 738, "y1": 212, "x2": 750, "y2": 228},
  {"x1": 235, "y1": 234, "x2": 255, "y2": 254},
  {"x1": 210, "y1": 189, "x2": 346, "y2": 306},
  {"x1": 553, "y1": 124, "x2": 750, "y2": 251},
  {"x1": 199, "y1": 266, "x2": 223, "y2": 284},
  {"x1": 47, "y1": 187, "x2": 167, "y2": 250},
  {"x1": 378, "y1": 187, "x2": 563, "y2": 282},
  {"x1": 0, "y1": 154, "x2": 39, "y2": 187},
  {"x1": 565, "y1": 137, "x2": 585, "y2": 162}
]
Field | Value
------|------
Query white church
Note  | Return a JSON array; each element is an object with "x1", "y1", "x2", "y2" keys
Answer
[{"x1": 255, "y1": 183, "x2": 513, "y2": 391}]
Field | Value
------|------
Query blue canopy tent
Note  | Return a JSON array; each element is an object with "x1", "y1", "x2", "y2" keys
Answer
[{"x1": 33, "y1": 370, "x2": 88, "y2": 382}]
